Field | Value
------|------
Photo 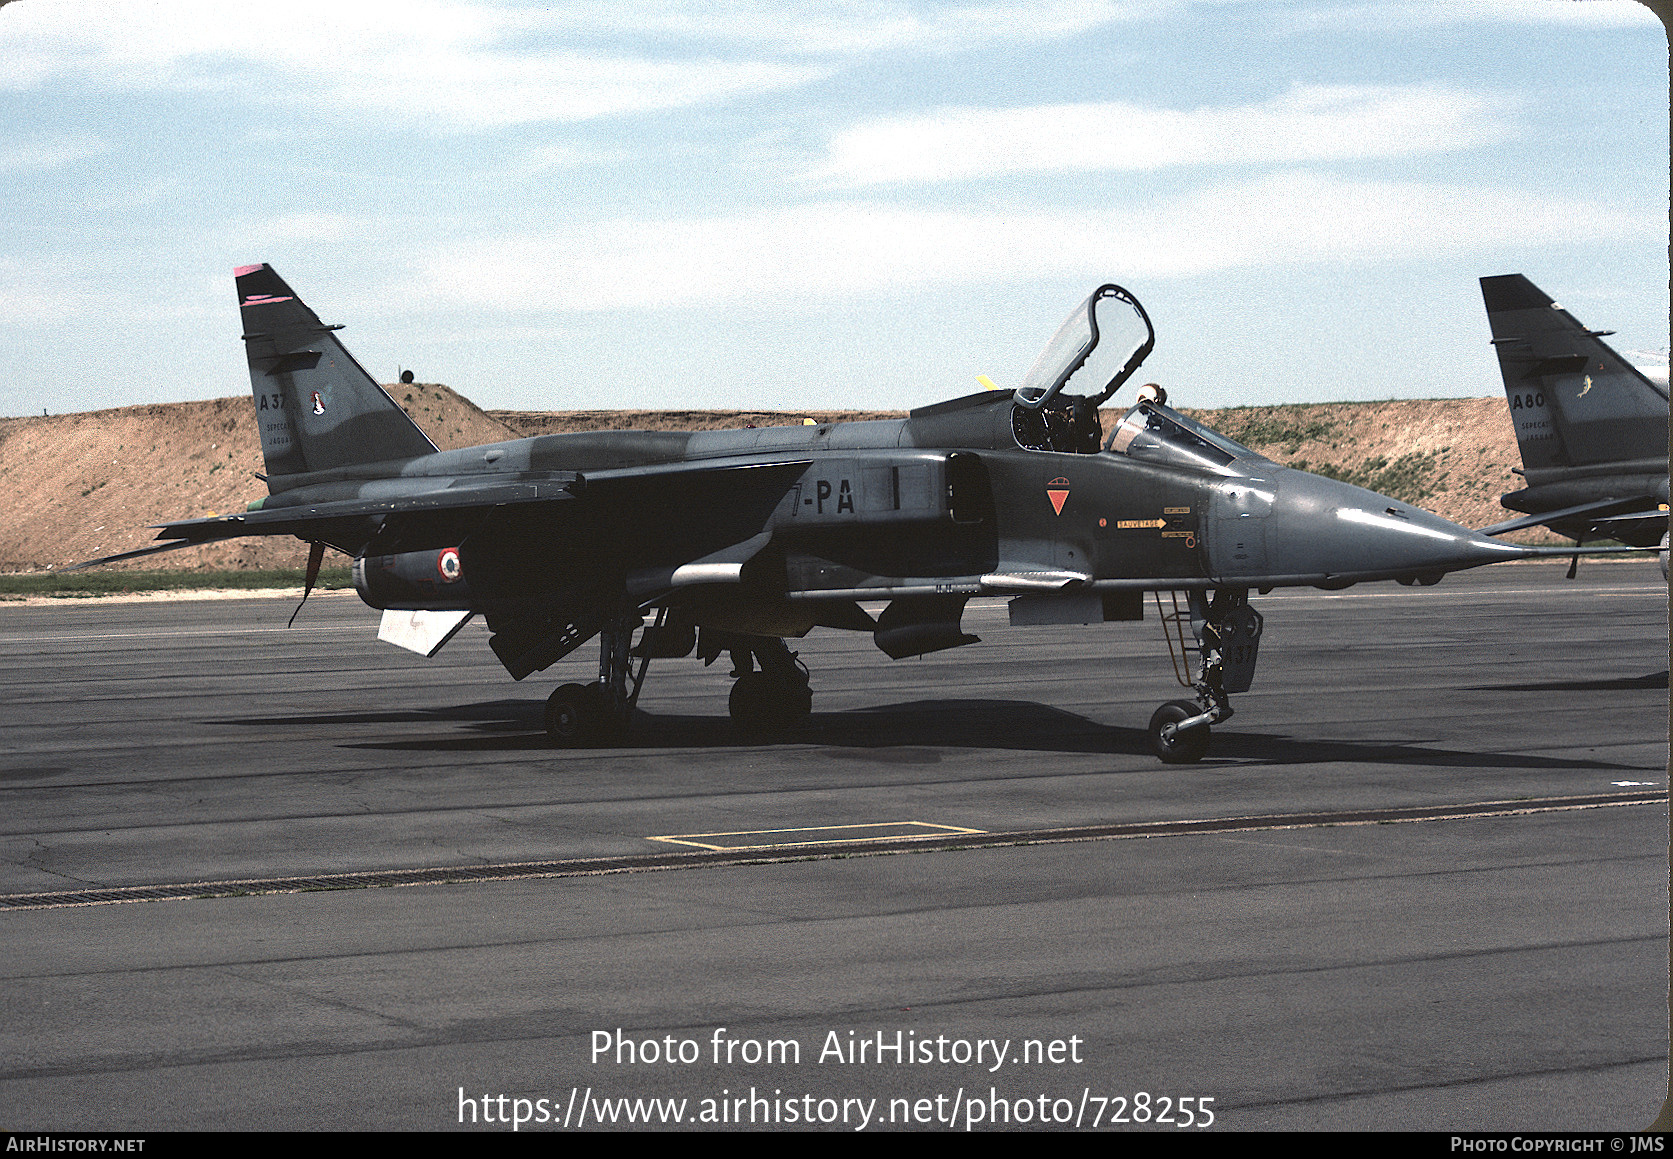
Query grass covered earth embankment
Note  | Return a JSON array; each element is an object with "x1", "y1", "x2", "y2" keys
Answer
[{"x1": 0, "y1": 567, "x2": 353, "y2": 599}]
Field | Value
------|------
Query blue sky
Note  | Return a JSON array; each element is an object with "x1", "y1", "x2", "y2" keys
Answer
[{"x1": 0, "y1": 0, "x2": 1666, "y2": 417}]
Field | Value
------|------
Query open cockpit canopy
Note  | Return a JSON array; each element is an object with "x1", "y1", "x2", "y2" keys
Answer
[{"x1": 1013, "y1": 284, "x2": 1155, "y2": 412}]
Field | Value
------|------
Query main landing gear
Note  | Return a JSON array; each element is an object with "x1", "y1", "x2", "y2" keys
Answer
[
  {"x1": 545, "y1": 610, "x2": 649, "y2": 747},
  {"x1": 707, "y1": 632, "x2": 813, "y2": 737},
  {"x1": 542, "y1": 612, "x2": 814, "y2": 747},
  {"x1": 1148, "y1": 588, "x2": 1262, "y2": 764}
]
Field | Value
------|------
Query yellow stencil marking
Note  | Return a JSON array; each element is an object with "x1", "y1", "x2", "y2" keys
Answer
[
  {"x1": 1117, "y1": 519, "x2": 1166, "y2": 529},
  {"x1": 647, "y1": 820, "x2": 985, "y2": 852}
]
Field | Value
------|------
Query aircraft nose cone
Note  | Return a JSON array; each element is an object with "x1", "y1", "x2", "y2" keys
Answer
[{"x1": 1208, "y1": 469, "x2": 1524, "y2": 585}]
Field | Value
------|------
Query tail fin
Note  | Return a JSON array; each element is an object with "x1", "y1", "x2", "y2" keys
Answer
[
  {"x1": 236, "y1": 264, "x2": 436, "y2": 487},
  {"x1": 1480, "y1": 274, "x2": 1669, "y2": 471}
]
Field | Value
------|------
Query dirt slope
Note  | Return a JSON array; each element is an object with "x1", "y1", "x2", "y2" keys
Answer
[
  {"x1": 0, "y1": 387, "x2": 1543, "y2": 574},
  {"x1": 0, "y1": 383, "x2": 513, "y2": 572},
  {"x1": 1175, "y1": 397, "x2": 1536, "y2": 537},
  {"x1": 491, "y1": 408, "x2": 903, "y2": 436}
]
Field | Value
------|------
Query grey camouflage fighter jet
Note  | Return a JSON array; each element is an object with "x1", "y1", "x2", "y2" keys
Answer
[
  {"x1": 1477, "y1": 274, "x2": 1670, "y2": 570},
  {"x1": 79, "y1": 266, "x2": 1629, "y2": 762}
]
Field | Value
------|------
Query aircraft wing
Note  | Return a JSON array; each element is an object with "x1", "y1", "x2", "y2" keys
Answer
[
  {"x1": 68, "y1": 475, "x2": 583, "y2": 569},
  {"x1": 71, "y1": 458, "x2": 813, "y2": 570},
  {"x1": 177, "y1": 475, "x2": 580, "y2": 537}
]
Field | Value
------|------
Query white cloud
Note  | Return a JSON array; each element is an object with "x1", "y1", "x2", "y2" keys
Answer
[
  {"x1": 811, "y1": 85, "x2": 1517, "y2": 185},
  {"x1": 0, "y1": 1, "x2": 827, "y2": 126},
  {"x1": 0, "y1": 135, "x2": 106, "y2": 172},
  {"x1": 499, "y1": 142, "x2": 618, "y2": 175},
  {"x1": 391, "y1": 172, "x2": 1652, "y2": 312},
  {"x1": 0, "y1": 257, "x2": 115, "y2": 327},
  {"x1": 0, "y1": 0, "x2": 1145, "y2": 128},
  {"x1": 258, "y1": 214, "x2": 360, "y2": 243},
  {"x1": 506, "y1": 0, "x2": 1151, "y2": 55},
  {"x1": 1284, "y1": 0, "x2": 1663, "y2": 31}
]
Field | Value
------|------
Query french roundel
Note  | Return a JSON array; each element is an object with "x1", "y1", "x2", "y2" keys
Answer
[{"x1": 437, "y1": 548, "x2": 463, "y2": 582}]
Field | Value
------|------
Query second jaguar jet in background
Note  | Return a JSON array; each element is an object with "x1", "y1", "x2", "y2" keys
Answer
[{"x1": 1478, "y1": 273, "x2": 1669, "y2": 565}]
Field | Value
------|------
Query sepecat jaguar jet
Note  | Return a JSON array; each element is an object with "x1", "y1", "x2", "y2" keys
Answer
[
  {"x1": 1476, "y1": 273, "x2": 1669, "y2": 575},
  {"x1": 78, "y1": 266, "x2": 1629, "y2": 762}
]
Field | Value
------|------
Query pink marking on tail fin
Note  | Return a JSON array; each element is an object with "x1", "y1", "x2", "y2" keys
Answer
[{"x1": 233, "y1": 264, "x2": 264, "y2": 277}]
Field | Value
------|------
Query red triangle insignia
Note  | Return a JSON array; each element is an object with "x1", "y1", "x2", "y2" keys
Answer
[{"x1": 1046, "y1": 478, "x2": 1070, "y2": 515}]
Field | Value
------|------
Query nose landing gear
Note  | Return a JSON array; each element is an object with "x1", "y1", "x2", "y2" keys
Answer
[{"x1": 1148, "y1": 588, "x2": 1262, "y2": 763}]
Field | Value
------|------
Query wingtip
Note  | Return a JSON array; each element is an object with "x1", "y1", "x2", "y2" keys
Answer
[{"x1": 1480, "y1": 273, "x2": 1553, "y2": 313}]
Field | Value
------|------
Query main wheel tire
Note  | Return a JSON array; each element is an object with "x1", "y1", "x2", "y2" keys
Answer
[
  {"x1": 1148, "y1": 699, "x2": 1211, "y2": 764},
  {"x1": 730, "y1": 673, "x2": 815, "y2": 734},
  {"x1": 783, "y1": 678, "x2": 813, "y2": 720},
  {"x1": 546, "y1": 682, "x2": 598, "y2": 747},
  {"x1": 728, "y1": 672, "x2": 777, "y2": 734}
]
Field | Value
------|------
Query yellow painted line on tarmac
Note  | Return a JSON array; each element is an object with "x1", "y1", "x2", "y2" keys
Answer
[{"x1": 647, "y1": 820, "x2": 986, "y2": 852}]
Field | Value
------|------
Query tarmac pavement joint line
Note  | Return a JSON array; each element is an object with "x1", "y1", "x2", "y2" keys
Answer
[{"x1": 0, "y1": 790, "x2": 1660, "y2": 912}]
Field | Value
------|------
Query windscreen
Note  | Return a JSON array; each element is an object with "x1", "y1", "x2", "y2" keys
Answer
[{"x1": 1106, "y1": 403, "x2": 1238, "y2": 472}]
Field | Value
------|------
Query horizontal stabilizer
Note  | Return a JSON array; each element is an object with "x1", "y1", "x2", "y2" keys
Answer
[
  {"x1": 147, "y1": 477, "x2": 583, "y2": 548},
  {"x1": 1479, "y1": 496, "x2": 1666, "y2": 537},
  {"x1": 63, "y1": 540, "x2": 204, "y2": 571}
]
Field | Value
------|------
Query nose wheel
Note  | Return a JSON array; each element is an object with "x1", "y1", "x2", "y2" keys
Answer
[{"x1": 1148, "y1": 699, "x2": 1212, "y2": 764}]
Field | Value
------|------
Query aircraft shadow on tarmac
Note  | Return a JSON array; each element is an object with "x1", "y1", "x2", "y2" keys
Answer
[
  {"x1": 1465, "y1": 670, "x2": 1668, "y2": 693},
  {"x1": 215, "y1": 698, "x2": 1654, "y2": 771}
]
